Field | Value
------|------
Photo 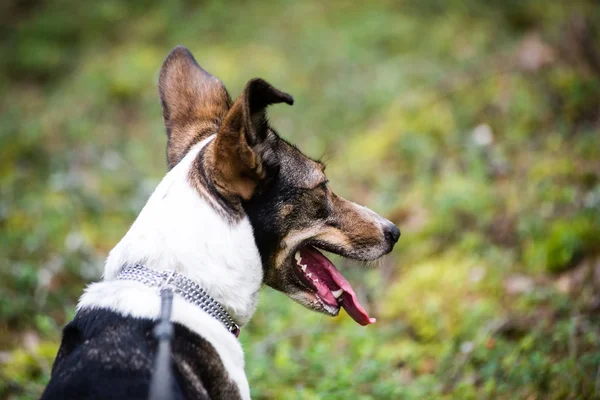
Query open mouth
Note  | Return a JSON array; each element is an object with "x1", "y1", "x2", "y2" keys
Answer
[{"x1": 293, "y1": 246, "x2": 376, "y2": 326}]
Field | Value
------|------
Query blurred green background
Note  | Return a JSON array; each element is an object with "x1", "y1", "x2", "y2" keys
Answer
[{"x1": 1, "y1": 0, "x2": 600, "y2": 399}]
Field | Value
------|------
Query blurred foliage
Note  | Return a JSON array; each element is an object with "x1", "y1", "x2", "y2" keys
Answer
[{"x1": 1, "y1": 0, "x2": 600, "y2": 399}]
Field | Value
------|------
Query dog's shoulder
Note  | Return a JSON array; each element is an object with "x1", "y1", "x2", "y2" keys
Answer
[
  {"x1": 41, "y1": 309, "x2": 163, "y2": 399},
  {"x1": 41, "y1": 308, "x2": 240, "y2": 400},
  {"x1": 171, "y1": 320, "x2": 242, "y2": 399}
]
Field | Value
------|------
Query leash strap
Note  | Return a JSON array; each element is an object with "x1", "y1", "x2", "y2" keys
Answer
[{"x1": 148, "y1": 287, "x2": 174, "y2": 400}]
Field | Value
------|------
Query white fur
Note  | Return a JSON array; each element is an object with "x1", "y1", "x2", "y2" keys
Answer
[
  {"x1": 78, "y1": 135, "x2": 263, "y2": 399},
  {"x1": 104, "y1": 135, "x2": 263, "y2": 324}
]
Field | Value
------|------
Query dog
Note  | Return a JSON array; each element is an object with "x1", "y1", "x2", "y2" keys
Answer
[{"x1": 41, "y1": 46, "x2": 400, "y2": 400}]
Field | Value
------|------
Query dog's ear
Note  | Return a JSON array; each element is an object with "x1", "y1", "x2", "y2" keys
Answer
[
  {"x1": 159, "y1": 46, "x2": 231, "y2": 169},
  {"x1": 212, "y1": 78, "x2": 293, "y2": 201}
]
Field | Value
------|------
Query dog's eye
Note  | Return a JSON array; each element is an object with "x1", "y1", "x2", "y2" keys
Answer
[{"x1": 301, "y1": 180, "x2": 328, "y2": 192}]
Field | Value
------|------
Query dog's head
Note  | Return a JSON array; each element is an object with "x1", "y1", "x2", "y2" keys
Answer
[{"x1": 159, "y1": 46, "x2": 400, "y2": 325}]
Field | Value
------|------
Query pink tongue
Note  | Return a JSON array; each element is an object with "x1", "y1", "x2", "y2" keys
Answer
[{"x1": 298, "y1": 247, "x2": 376, "y2": 326}]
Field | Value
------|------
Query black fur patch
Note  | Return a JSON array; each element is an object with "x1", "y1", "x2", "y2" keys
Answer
[{"x1": 41, "y1": 309, "x2": 241, "y2": 400}]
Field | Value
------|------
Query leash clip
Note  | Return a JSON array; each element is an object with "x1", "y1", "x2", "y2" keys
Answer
[
  {"x1": 232, "y1": 323, "x2": 241, "y2": 338},
  {"x1": 158, "y1": 270, "x2": 176, "y2": 295},
  {"x1": 150, "y1": 271, "x2": 176, "y2": 400}
]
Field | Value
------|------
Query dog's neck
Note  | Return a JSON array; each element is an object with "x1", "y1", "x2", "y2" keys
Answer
[{"x1": 103, "y1": 135, "x2": 263, "y2": 326}]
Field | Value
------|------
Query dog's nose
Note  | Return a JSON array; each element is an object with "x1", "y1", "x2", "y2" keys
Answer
[{"x1": 383, "y1": 222, "x2": 401, "y2": 244}]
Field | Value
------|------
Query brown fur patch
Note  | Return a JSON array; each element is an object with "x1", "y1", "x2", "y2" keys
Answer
[
  {"x1": 209, "y1": 79, "x2": 293, "y2": 202},
  {"x1": 281, "y1": 204, "x2": 294, "y2": 217},
  {"x1": 209, "y1": 100, "x2": 265, "y2": 202},
  {"x1": 328, "y1": 194, "x2": 384, "y2": 249},
  {"x1": 159, "y1": 46, "x2": 231, "y2": 169},
  {"x1": 187, "y1": 141, "x2": 245, "y2": 221}
]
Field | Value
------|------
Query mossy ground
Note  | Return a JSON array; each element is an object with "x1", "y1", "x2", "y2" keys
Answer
[{"x1": 1, "y1": 1, "x2": 599, "y2": 399}]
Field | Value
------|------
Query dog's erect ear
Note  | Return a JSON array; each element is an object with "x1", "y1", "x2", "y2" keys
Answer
[
  {"x1": 212, "y1": 78, "x2": 293, "y2": 201},
  {"x1": 159, "y1": 46, "x2": 231, "y2": 169}
]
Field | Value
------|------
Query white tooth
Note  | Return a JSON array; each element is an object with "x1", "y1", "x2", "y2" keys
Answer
[
  {"x1": 301, "y1": 265, "x2": 307, "y2": 272},
  {"x1": 307, "y1": 273, "x2": 312, "y2": 278},
  {"x1": 332, "y1": 288, "x2": 343, "y2": 299},
  {"x1": 295, "y1": 251, "x2": 301, "y2": 263},
  {"x1": 314, "y1": 279, "x2": 319, "y2": 283}
]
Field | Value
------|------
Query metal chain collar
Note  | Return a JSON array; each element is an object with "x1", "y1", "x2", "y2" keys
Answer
[{"x1": 116, "y1": 264, "x2": 240, "y2": 336}]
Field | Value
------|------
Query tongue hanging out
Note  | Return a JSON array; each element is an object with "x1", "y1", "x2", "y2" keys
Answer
[{"x1": 295, "y1": 247, "x2": 376, "y2": 326}]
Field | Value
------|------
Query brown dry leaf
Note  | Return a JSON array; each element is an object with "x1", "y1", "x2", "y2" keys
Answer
[
  {"x1": 516, "y1": 32, "x2": 555, "y2": 72},
  {"x1": 504, "y1": 275, "x2": 534, "y2": 295},
  {"x1": 555, "y1": 260, "x2": 593, "y2": 294},
  {"x1": 22, "y1": 331, "x2": 40, "y2": 352}
]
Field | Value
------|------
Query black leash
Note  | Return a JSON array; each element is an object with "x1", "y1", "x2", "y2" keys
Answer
[
  {"x1": 144, "y1": 269, "x2": 241, "y2": 399},
  {"x1": 148, "y1": 283, "x2": 175, "y2": 400}
]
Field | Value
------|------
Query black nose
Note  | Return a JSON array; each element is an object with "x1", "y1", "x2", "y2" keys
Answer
[{"x1": 384, "y1": 223, "x2": 401, "y2": 244}]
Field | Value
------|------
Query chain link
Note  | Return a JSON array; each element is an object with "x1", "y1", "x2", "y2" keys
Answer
[{"x1": 116, "y1": 264, "x2": 239, "y2": 334}]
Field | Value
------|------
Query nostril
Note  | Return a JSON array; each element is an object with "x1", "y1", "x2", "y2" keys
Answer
[{"x1": 384, "y1": 223, "x2": 401, "y2": 244}]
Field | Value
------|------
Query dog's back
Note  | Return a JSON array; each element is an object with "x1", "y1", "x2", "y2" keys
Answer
[{"x1": 41, "y1": 309, "x2": 240, "y2": 400}]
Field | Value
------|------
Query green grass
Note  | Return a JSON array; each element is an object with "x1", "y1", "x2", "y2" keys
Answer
[{"x1": 1, "y1": 0, "x2": 600, "y2": 398}]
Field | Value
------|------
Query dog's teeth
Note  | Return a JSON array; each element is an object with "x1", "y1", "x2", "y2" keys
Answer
[
  {"x1": 332, "y1": 288, "x2": 343, "y2": 299},
  {"x1": 295, "y1": 251, "x2": 301, "y2": 263},
  {"x1": 314, "y1": 279, "x2": 319, "y2": 283},
  {"x1": 307, "y1": 273, "x2": 312, "y2": 278},
  {"x1": 301, "y1": 265, "x2": 307, "y2": 272}
]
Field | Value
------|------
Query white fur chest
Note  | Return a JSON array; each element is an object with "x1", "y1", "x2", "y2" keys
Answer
[{"x1": 102, "y1": 136, "x2": 263, "y2": 325}]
